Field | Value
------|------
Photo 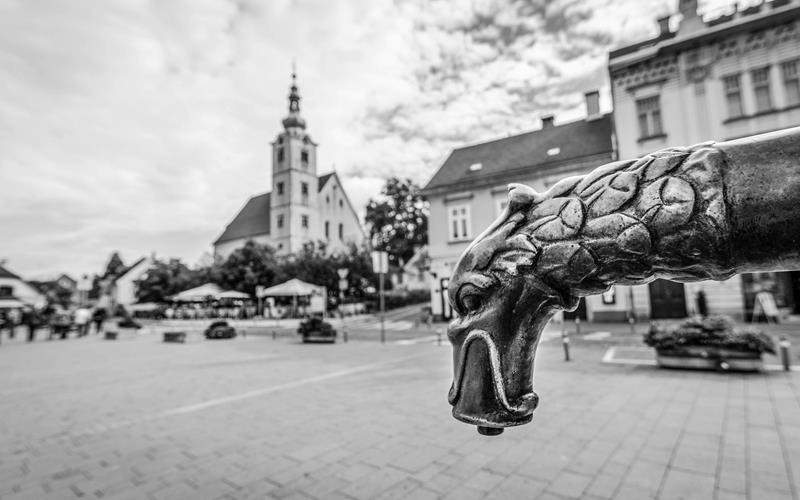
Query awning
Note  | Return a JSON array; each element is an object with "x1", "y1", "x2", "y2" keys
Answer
[
  {"x1": 217, "y1": 290, "x2": 251, "y2": 300},
  {"x1": 169, "y1": 283, "x2": 222, "y2": 302},
  {"x1": 258, "y1": 279, "x2": 324, "y2": 297}
]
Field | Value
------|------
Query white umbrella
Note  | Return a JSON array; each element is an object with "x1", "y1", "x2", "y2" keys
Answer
[
  {"x1": 258, "y1": 278, "x2": 323, "y2": 297},
  {"x1": 217, "y1": 290, "x2": 251, "y2": 300},
  {"x1": 170, "y1": 283, "x2": 222, "y2": 302}
]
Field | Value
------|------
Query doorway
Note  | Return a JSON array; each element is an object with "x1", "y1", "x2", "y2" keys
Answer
[{"x1": 648, "y1": 279, "x2": 687, "y2": 319}]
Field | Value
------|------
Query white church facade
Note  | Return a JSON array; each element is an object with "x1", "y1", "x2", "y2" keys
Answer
[{"x1": 214, "y1": 74, "x2": 365, "y2": 257}]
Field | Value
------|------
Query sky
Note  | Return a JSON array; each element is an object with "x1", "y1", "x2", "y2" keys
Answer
[{"x1": 0, "y1": 0, "x2": 734, "y2": 278}]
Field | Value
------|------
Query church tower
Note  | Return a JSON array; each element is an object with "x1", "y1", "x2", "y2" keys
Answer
[{"x1": 270, "y1": 72, "x2": 319, "y2": 253}]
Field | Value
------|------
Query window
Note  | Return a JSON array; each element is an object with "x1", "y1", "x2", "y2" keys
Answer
[
  {"x1": 326, "y1": 195, "x2": 330, "y2": 204},
  {"x1": 783, "y1": 60, "x2": 800, "y2": 106},
  {"x1": 301, "y1": 182, "x2": 309, "y2": 204},
  {"x1": 325, "y1": 221, "x2": 330, "y2": 239},
  {"x1": 277, "y1": 148, "x2": 284, "y2": 163},
  {"x1": 277, "y1": 214, "x2": 284, "y2": 228},
  {"x1": 0, "y1": 286, "x2": 12, "y2": 298},
  {"x1": 301, "y1": 150, "x2": 309, "y2": 167},
  {"x1": 339, "y1": 199, "x2": 343, "y2": 208},
  {"x1": 635, "y1": 96, "x2": 663, "y2": 139},
  {"x1": 448, "y1": 204, "x2": 471, "y2": 241},
  {"x1": 301, "y1": 215, "x2": 309, "y2": 228},
  {"x1": 338, "y1": 223, "x2": 343, "y2": 240},
  {"x1": 723, "y1": 74, "x2": 743, "y2": 118},
  {"x1": 751, "y1": 66, "x2": 772, "y2": 112},
  {"x1": 276, "y1": 182, "x2": 284, "y2": 195}
]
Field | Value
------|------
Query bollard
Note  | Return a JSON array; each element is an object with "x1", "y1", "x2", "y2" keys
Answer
[
  {"x1": 343, "y1": 327, "x2": 348, "y2": 343},
  {"x1": 628, "y1": 316, "x2": 636, "y2": 336},
  {"x1": 780, "y1": 336, "x2": 791, "y2": 372},
  {"x1": 437, "y1": 328, "x2": 442, "y2": 346},
  {"x1": 574, "y1": 317, "x2": 581, "y2": 336},
  {"x1": 562, "y1": 332, "x2": 570, "y2": 362}
]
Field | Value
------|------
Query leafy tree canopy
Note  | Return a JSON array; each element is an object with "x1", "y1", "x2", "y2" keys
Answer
[{"x1": 364, "y1": 177, "x2": 429, "y2": 266}]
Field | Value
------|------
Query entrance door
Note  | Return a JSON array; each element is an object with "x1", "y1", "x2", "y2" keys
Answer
[
  {"x1": 648, "y1": 279, "x2": 687, "y2": 319},
  {"x1": 563, "y1": 298, "x2": 588, "y2": 320}
]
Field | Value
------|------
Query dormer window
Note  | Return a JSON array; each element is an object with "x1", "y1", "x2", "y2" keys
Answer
[
  {"x1": 469, "y1": 162, "x2": 482, "y2": 172},
  {"x1": 547, "y1": 147, "x2": 560, "y2": 156}
]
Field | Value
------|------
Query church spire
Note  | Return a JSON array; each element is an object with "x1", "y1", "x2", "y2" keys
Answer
[{"x1": 282, "y1": 67, "x2": 306, "y2": 130}]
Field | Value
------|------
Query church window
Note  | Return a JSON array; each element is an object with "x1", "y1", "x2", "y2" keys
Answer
[
  {"x1": 723, "y1": 74, "x2": 743, "y2": 118},
  {"x1": 277, "y1": 182, "x2": 284, "y2": 195},
  {"x1": 751, "y1": 66, "x2": 773, "y2": 113},
  {"x1": 277, "y1": 148, "x2": 284, "y2": 163},
  {"x1": 338, "y1": 223, "x2": 343, "y2": 240},
  {"x1": 325, "y1": 221, "x2": 330, "y2": 239},
  {"x1": 301, "y1": 215, "x2": 309, "y2": 228},
  {"x1": 783, "y1": 59, "x2": 800, "y2": 106},
  {"x1": 277, "y1": 214, "x2": 284, "y2": 228},
  {"x1": 301, "y1": 150, "x2": 309, "y2": 167},
  {"x1": 301, "y1": 182, "x2": 309, "y2": 204}
]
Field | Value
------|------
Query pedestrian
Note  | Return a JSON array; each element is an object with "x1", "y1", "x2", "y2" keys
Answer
[
  {"x1": 0, "y1": 310, "x2": 7, "y2": 344},
  {"x1": 91, "y1": 307, "x2": 107, "y2": 334},
  {"x1": 22, "y1": 306, "x2": 37, "y2": 342},
  {"x1": 74, "y1": 306, "x2": 91, "y2": 337}
]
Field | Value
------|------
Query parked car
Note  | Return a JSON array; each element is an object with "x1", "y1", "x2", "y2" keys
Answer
[{"x1": 204, "y1": 320, "x2": 237, "y2": 339}]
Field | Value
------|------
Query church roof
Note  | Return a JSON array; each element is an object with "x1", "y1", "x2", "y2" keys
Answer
[
  {"x1": 423, "y1": 113, "x2": 614, "y2": 194},
  {"x1": 318, "y1": 172, "x2": 335, "y2": 191},
  {"x1": 214, "y1": 193, "x2": 272, "y2": 245}
]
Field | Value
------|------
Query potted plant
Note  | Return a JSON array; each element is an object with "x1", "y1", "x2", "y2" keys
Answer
[
  {"x1": 644, "y1": 315, "x2": 775, "y2": 371},
  {"x1": 297, "y1": 316, "x2": 337, "y2": 344}
]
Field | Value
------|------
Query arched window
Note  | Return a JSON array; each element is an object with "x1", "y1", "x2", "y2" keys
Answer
[{"x1": 338, "y1": 223, "x2": 343, "y2": 240}]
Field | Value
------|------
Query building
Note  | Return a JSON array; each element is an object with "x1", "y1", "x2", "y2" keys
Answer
[
  {"x1": 29, "y1": 273, "x2": 78, "y2": 307},
  {"x1": 95, "y1": 255, "x2": 152, "y2": 311},
  {"x1": 422, "y1": 92, "x2": 615, "y2": 320},
  {"x1": 608, "y1": 0, "x2": 800, "y2": 320},
  {"x1": 0, "y1": 264, "x2": 47, "y2": 309},
  {"x1": 214, "y1": 73, "x2": 364, "y2": 258}
]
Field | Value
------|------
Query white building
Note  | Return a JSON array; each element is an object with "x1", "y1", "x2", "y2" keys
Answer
[
  {"x1": 0, "y1": 264, "x2": 46, "y2": 309},
  {"x1": 608, "y1": 0, "x2": 800, "y2": 320},
  {"x1": 214, "y1": 73, "x2": 364, "y2": 257}
]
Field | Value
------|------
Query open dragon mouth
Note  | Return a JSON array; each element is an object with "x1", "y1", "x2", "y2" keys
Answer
[{"x1": 448, "y1": 330, "x2": 539, "y2": 434}]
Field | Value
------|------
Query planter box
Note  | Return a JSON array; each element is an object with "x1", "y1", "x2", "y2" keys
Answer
[
  {"x1": 656, "y1": 346, "x2": 763, "y2": 372},
  {"x1": 104, "y1": 331, "x2": 118, "y2": 340},
  {"x1": 302, "y1": 331, "x2": 336, "y2": 344},
  {"x1": 163, "y1": 331, "x2": 186, "y2": 343}
]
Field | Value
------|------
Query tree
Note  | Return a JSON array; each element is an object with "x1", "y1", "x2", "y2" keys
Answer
[
  {"x1": 364, "y1": 177, "x2": 429, "y2": 266},
  {"x1": 135, "y1": 258, "x2": 200, "y2": 303},
  {"x1": 213, "y1": 240, "x2": 281, "y2": 295}
]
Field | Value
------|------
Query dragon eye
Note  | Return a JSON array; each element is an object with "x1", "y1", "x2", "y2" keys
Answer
[{"x1": 458, "y1": 286, "x2": 484, "y2": 313}]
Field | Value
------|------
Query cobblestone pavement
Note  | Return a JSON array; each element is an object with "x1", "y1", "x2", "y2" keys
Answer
[{"x1": 1, "y1": 332, "x2": 800, "y2": 499}]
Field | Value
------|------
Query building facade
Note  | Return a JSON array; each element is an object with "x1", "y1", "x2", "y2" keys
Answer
[
  {"x1": 608, "y1": 0, "x2": 800, "y2": 320},
  {"x1": 214, "y1": 74, "x2": 364, "y2": 258},
  {"x1": 422, "y1": 92, "x2": 616, "y2": 320}
]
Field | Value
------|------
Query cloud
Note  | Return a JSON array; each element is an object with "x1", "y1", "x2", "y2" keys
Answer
[{"x1": 0, "y1": 0, "x2": 729, "y2": 277}]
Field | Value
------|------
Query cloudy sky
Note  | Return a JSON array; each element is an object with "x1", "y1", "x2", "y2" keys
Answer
[{"x1": 0, "y1": 0, "x2": 733, "y2": 278}]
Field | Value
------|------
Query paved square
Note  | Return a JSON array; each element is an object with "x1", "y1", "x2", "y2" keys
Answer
[{"x1": 1, "y1": 332, "x2": 800, "y2": 499}]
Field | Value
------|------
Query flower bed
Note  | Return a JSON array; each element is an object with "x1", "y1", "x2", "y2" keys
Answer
[
  {"x1": 644, "y1": 316, "x2": 775, "y2": 371},
  {"x1": 297, "y1": 316, "x2": 337, "y2": 344}
]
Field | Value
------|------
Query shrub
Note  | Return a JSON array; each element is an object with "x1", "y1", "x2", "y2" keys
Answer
[{"x1": 644, "y1": 315, "x2": 775, "y2": 354}]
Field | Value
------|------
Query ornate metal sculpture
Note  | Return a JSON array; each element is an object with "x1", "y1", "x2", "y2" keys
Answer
[{"x1": 447, "y1": 127, "x2": 800, "y2": 435}]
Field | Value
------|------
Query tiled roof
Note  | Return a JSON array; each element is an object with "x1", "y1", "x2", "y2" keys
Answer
[
  {"x1": 423, "y1": 114, "x2": 614, "y2": 192},
  {"x1": 0, "y1": 265, "x2": 21, "y2": 280},
  {"x1": 318, "y1": 172, "x2": 335, "y2": 191},
  {"x1": 214, "y1": 193, "x2": 272, "y2": 245}
]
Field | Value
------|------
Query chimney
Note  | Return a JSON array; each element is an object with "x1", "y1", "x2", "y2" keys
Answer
[
  {"x1": 584, "y1": 90, "x2": 600, "y2": 118},
  {"x1": 541, "y1": 115, "x2": 555, "y2": 129},
  {"x1": 657, "y1": 15, "x2": 671, "y2": 37}
]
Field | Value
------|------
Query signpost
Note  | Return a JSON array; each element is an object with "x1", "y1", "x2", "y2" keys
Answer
[
  {"x1": 371, "y1": 250, "x2": 389, "y2": 344},
  {"x1": 255, "y1": 285, "x2": 265, "y2": 317},
  {"x1": 337, "y1": 268, "x2": 349, "y2": 343}
]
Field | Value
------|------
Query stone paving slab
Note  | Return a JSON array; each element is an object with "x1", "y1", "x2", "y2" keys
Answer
[{"x1": 1, "y1": 333, "x2": 800, "y2": 499}]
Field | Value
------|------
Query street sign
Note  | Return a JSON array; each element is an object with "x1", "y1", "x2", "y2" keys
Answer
[
  {"x1": 337, "y1": 268, "x2": 349, "y2": 279},
  {"x1": 338, "y1": 279, "x2": 348, "y2": 291},
  {"x1": 371, "y1": 251, "x2": 389, "y2": 274},
  {"x1": 255, "y1": 285, "x2": 265, "y2": 298}
]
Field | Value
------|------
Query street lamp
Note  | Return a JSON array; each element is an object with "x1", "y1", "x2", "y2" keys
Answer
[{"x1": 337, "y1": 268, "x2": 349, "y2": 343}]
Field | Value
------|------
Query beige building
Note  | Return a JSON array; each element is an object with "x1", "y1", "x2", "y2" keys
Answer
[
  {"x1": 422, "y1": 92, "x2": 615, "y2": 320},
  {"x1": 214, "y1": 74, "x2": 364, "y2": 258},
  {"x1": 608, "y1": 0, "x2": 800, "y2": 320}
]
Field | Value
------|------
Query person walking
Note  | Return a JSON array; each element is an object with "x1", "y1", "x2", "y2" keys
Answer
[
  {"x1": 74, "y1": 306, "x2": 91, "y2": 337},
  {"x1": 91, "y1": 307, "x2": 107, "y2": 335},
  {"x1": 22, "y1": 307, "x2": 37, "y2": 342}
]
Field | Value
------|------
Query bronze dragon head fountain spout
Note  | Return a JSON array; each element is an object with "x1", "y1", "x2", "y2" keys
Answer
[{"x1": 447, "y1": 127, "x2": 800, "y2": 435}]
